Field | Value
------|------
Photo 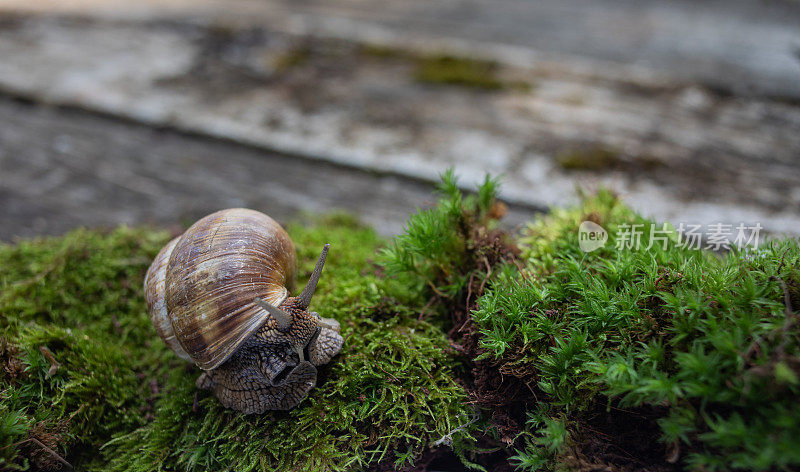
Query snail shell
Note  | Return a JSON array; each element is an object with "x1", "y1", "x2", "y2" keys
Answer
[{"x1": 144, "y1": 208, "x2": 297, "y2": 370}]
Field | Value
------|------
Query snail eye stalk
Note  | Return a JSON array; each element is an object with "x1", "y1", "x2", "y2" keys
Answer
[
  {"x1": 297, "y1": 244, "x2": 330, "y2": 309},
  {"x1": 254, "y1": 297, "x2": 293, "y2": 331}
]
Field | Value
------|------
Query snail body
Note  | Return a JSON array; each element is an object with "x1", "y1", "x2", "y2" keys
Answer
[{"x1": 144, "y1": 208, "x2": 343, "y2": 413}]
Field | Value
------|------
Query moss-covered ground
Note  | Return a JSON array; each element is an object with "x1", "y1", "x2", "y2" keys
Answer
[
  {"x1": 0, "y1": 214, "x2": 476, "y2": 471},
  {"x1": 2, "y1": 174, "x2": 799, "y2": 471}
]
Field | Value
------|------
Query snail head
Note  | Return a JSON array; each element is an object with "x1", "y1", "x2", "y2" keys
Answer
[{"x1": 254, "y1": 244, "x2": 340, "y2": 363}]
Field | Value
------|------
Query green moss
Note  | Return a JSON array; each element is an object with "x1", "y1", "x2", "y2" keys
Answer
[
  {"x1": 4, "y1": 179, "x2": 800, "y2": 471},
  {"x1": 358, "y1": 43, "x2": 410, "y2": 60},
  {"x1": 379, "y1": 170, "x2": 503, "y2": 303},
  {"x1": 103, "y1": 316, "x2": 474, "y2": 471},
  {"x1": 474, "y1": 191, "x2": 800, "y2": 471},
  {"x1": 556, "y1": 146, "x2": 623, "y2": 171},
  {"x1": 556, "y1": 146, "x2": 665, "y2": 172},
  {"x1": 272, "y1": 45, "x2": 312, "y2": 72},
  {"x1": 414, "y1": 55, "x2": 508, "y2": 91},
  {"x1": 0, "y1": 227, "x2": 172, "y2": 470},
  {"x1": 361, "y1": 43, "x2": 533, "y2": 91},
  {"x1": 281, "y1": 39, "x2": 532, "y2": 92},
  {"x1": 0, "y1": 216, "x2": 477, "y2": 471}
]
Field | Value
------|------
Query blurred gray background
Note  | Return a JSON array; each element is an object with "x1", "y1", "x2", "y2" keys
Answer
[{"x1": 1, "y1": 0, "x2": 799, "y2": 238}]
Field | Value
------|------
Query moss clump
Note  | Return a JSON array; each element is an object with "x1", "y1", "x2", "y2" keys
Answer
[
  {"x1": 414, "y1": 55, "x2": 511, "y2": 91},
  {"x1": 381, "y1": 180, "x2": 800, "y2": 470},
  {"x1": 276, "y1": 39, "x2": 532, "y2": 92},
  {"x1": 272, "y1": 45, "x2": 312, "y2": 72},
  {"x1": 556, "y1": 146, "x2": 665, "y2": 173},
  {"x1": 412, "y1": 52, "x2": 532, "y2": 92},
  {"x1": 358, "y1": 43, "x2": 410, "y2": 60},
  {"x1": 556, "y1": 146, "x2": 623, "y2": 171},
  {"x1": 0, "y1": 215, "x2": 477, "y2": 471},
  {"x1": 473, "y1": 191, "x2": 800, "y2": 471},
  {"x1": 361, "y1": 43, "x2": 533, "y2": 92},
  {"x1": 380, "y1": 170, "x2": 507, "y2": 302}
]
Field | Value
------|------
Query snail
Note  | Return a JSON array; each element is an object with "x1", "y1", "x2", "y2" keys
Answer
[{"x1": 144, "y1": 208, "x2": 344, "y2": 413}]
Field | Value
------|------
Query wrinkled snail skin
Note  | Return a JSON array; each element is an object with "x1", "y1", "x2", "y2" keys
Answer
[
  {"x1": 196, "y1": 334, "x2": 318, "y2": 413},
  {"x1": 144, "y1": 208, "x2": 344, "y2": 413},
  {"x1": 195, "y1": 297, "x2": 344, "y2": 413}
]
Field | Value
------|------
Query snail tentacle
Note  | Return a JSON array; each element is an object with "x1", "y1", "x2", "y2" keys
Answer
[
  {"x1": 297, "y1": 244, "x2": 330, "y2": 308},
  {"x1": 254, "y1": 297, "x2": 293, "y2": 331}
]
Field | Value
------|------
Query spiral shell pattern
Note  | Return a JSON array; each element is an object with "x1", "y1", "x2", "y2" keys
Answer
[{"x1": 145, "y1": 208, "x2": 297, "y2": 370}]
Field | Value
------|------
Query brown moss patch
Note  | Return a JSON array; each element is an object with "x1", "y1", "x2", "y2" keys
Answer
[
  {"x1": 561, "y1": 406, "x2": 681, "y2": 472},
  {"x1": 18, "y1": 419, "x2": 72, "y2": 471},
  {"x1": 0, "y1": 337, "x2": 25, "y2": 383},
  {"x1": 557, "y1": 146, "x2": 664, "y2": 173}
]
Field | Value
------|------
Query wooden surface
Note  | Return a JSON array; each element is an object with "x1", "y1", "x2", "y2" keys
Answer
[
  {"x1": 0, "y1": 96, "x2": 535, "y2": 240},
  {"x1": 0, "y1": 2, "x2": 798, "y2": 237}
]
